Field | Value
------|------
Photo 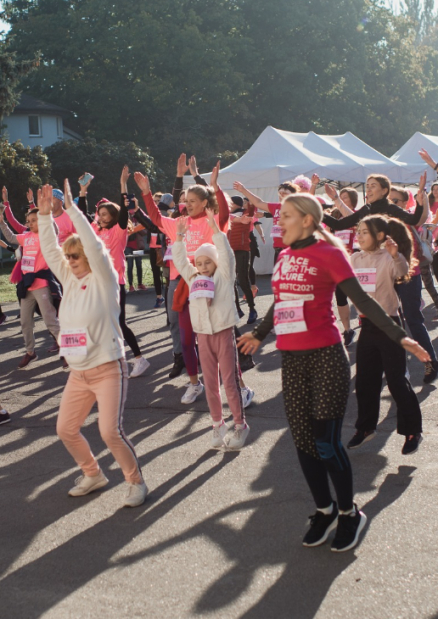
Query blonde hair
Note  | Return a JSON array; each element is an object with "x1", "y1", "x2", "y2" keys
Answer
[
  {"x1": 282, "y1": 193, "x2": 350, "y2": 260},
  {"x1": 62, "y1": 234, "x2": 91, "y2": 271}
]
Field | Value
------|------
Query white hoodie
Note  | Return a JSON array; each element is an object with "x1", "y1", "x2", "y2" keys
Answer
[{"x1": 172, "y1": 231, "x2": 239, "y2": 335}]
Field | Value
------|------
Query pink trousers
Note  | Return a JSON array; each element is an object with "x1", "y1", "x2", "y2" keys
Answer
[
  {"x1": 57, "y1": 359, "x2": 142, "y2": 484},
  {"x1": 197, "y1": 327, "x2": 244, "y2": 425}
]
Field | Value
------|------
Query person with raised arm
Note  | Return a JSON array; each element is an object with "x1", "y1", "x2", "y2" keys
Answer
[
  {"x1": 134, "y1": 158, "x2": 237, "y2": 405},
  {"x1": 237, "y1": 193, "x2": 429, "y2": 552},
  {"x1": 232, "y1": 180, "x2": 299, "y2": 264},
  {"x1": 37, "y1": 181, "x2": 148, "y2": 507}
]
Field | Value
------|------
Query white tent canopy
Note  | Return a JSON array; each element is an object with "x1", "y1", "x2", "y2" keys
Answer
[
  {"x1": 390, "y1": 132, "x2": 434, "y2": 183},
  {"x1": 183, "y1": 126, "x2": 419, "y2": 273},
  {"x1": 186, "y1": 126, "x2": 414, "y2": 201}
]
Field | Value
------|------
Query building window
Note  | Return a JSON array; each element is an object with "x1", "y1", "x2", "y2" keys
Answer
[
  {"x1": 28, "y1": 115, "x2": 41, "y2": 136},
  {"x1": 56, "y1": 116, "x2": 63, "y2": 138}
]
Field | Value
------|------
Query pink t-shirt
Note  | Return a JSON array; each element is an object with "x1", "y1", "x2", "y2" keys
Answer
[
  {"x1": 430, "y1": 202, "x2": 438, "y2": 215},
  {"x1": 271, "y1": 240, "x2": 355, "y2": 350},
  {"x1": 54, "y1": 210, "x2": 76, "y2": 244},
  {"x1": 92, "y1": 223, "x2": 129, "y2": 284},
  {"x1": 16, "y1": 232, "x2": 49, "y2": 291},
  {"x1": 159, "y1": 214, "x2": 226, "y2": 280},
  {"x1": 268, "y1": 203, "x2": 287, "y2": 249}
]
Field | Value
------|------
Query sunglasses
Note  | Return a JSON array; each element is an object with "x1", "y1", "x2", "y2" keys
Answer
[{"x1": 64, "y1": 253, "x2": 81, "y2": 260}]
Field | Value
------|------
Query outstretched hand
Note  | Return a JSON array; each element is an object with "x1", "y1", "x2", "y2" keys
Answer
[
  {"x1": 133, "y1": 172, "x2": 151, "y2": 195},
  {"x1": 37, "y1": 184, "x2": 54, "y2": 215},
  {"x1": 384, "y1": 235, "x2": 399, "y2": 258},
  {"x1": 205, "y1": 207, "x2": 219, "y2": 232},
  {"x1": 64, "y1": 179, "x2": 74, "y2": 210},
  {"x1": 233, "y1": 181, "x2": 245, "y2": 194},
  {"x1": 237, "y1": 332, "x2": 262, "y2": 355},
  {"x1": 1, "y1": 186, "x2": 8, "y2": 203},
  {"x1": 176, "y1": 216, "x2": 189, "y2": 237},
  {"x1": 401, "y1": 337, "x2": 431, "y2": 363},
  {"x1": 210, "y1": 161, "x2": 220, "y2": 191},
  {"x1": 26, "y1": 188, "x2": 34, "y2": 203},
  {"x1": 189, "y1": 155, "x2": 199, "y2": 177},
  {"x1": 177, "y1": 153, "x2": 189, "y2": 177},
  {"x1": 324, "y1": 183, "x2": 338, "y2": 201},
  {"x1": 419, "y1": 148, "x2": 436, "y2": 170}
]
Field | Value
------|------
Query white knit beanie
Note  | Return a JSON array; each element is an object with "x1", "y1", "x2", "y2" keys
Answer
[{"x1": 194, "y1": 243, "x2": 219, "y2": 265}]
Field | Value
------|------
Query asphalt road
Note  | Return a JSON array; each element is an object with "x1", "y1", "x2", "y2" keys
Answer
[{"x1": 1, "y1": 276, "x2": 438, "y2": 619}]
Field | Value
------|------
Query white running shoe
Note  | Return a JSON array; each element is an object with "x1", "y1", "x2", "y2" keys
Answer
[
  {"x1": 241, "y1": 387, "x2": 255, "y2": 409},
  {"x1": 211, "y1": 421, "x2": 229, "y2": 449},
  {"x1": 181, "y1": 381, "x2": 204, "y2": 404},
  {"x1": 123, "y1": 480, "x2": 148, "y2": 507},
  {"x1": 226, "y1": 423, "x2": 250, "y2": 449},
  {"x1": 129, "y1": 356, "x2": 150, "y2": 378},
  {"x1": 68, "y1": 470, "x2": 109, "y2": 497}
]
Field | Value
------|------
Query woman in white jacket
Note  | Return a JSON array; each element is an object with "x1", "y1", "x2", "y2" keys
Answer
[
  {"x1": 172, "y1": 210, "x2": 249, "y2": 450},
  {"x1": 37, "y1": 181, "x2": 147, "y2": 507}
]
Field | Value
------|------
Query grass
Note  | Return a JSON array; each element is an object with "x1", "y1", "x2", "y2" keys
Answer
[{"x1": 0, "y1": 256, "x2": 158, "y2": 305}]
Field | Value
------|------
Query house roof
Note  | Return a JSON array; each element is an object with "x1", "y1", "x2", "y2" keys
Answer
[{"x1": 13, "y1": 94, "x2": 72, "y2": 119}]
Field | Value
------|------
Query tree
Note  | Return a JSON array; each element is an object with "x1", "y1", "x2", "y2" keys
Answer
[
  {"x1": 0, "y1": 139, "x2": 52, "y2": 215},
  {"x1": 0, "y1": 36, "x2": 39, "y2": 123},
  {"x1": 44, "y1": 138, "x2": 160, "y2": 205}
]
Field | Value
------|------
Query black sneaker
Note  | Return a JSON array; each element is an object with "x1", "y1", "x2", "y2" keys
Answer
[
  {"x1": 331, "y1": 505, "x2": 367, "y2": 552},
  {"x1": 343, "y1": 329, "x2": 356, "y2": 347},
  {"x1": 402, "y1": 433, "x2": 422, "y2": 455},
  {"x1": 0, "y1": 410, "x2": 11, "y2": 425},
  {"x1": 303, "y1": 502, "x2": 339, "y2": 547},
  {"x1": 347, "y1": 429, "x2": 376, "y2": 449},
  {"x1": 423, "y1": 360, "x2": 438, "y2": 384},
  {"x1": 247, "y1": 309, "x2": 258, "y2": 325},
  {"x1": 238, "y1": 352, "x2": 255, "y2": 373},
  {"x1": 169, "y1": 353, "x2": 185, "y2": 379}
]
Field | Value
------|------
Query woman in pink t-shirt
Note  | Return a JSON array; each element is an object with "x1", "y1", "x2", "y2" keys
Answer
[
  {"x1": 238, "y1": 193, "x2": 428, "y2": 553},
  {"x1": 91, "y1": 176, "x2": 149, "y2": 380}
]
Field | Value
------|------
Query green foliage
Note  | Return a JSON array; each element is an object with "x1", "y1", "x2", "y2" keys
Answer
[
  {"x1": 0, "y1": 138, "x2": 51, "y2": 214},
  {"x1": 0, "y1": 36, "x2": 39, "y2": 121},
  {"x1": 2, "y1": 0, "x2": 438, "y2": 180},
  {"x1": 44, "y1": 138, "x2": 159, "y2": 204}
]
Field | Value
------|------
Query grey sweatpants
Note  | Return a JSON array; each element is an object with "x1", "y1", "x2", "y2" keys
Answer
[{"x1": 21, "y1": 286, "x2": 60, "y2": 353}]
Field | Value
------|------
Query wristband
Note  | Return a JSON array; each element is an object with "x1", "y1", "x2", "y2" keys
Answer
[{"x1": 176, "y1": 232, "x2": 184, "y2": 236}]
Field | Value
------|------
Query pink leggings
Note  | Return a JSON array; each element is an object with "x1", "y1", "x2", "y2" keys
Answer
[
  {"x1": 57, "y1": 359, "x2": 142, "y2": 484},
  {"x1": 198, "y1": 328, "x2": 244, "y2": 425}
]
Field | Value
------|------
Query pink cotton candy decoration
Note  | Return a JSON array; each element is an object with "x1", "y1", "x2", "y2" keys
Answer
[
  {"x1": 10, "y1": 260, "x2": 23, "y2": 284},
  {"x1": 406, "y1": 191, "x2": 416, "y2": 208},
  {"x1": 292, "y1": 175, "x2": 312, "y2": 192}
]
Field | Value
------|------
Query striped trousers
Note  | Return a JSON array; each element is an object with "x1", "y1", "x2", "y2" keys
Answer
[{"x1": 57, "y1": 359, "x2": 142, "y2": 484}]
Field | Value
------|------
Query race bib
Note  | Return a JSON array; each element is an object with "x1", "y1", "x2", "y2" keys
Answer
[
  {"x1": 355, "y1": 268, "x2": 377, "y2": 292},
  {"x1": 274, "y1": 300, "x2": 307, "y2": 335},
  {"x1": 163, "y1": 245, "x2": 173, "y2": 262},
  {"x1": 21, "y1": 255, "x2": 36, "y2": 273},
  {"x1": 59, "y1": 329, "x2": 88, "y2": 357},
  {"x1": 189, "y1": 276, "x2": 215, "y2": 300},
  {"x1": 335, "y1": 230, "x2": 352, "y2": 245},
  {"x1": 271, "y1": 225, "x2": 282, "y2": 238}
]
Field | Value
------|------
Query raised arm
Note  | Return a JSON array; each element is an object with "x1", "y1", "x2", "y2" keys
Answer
[
  {"x1": 171, "y1": 216, "x2": 198, "y2": 283},
  {"x1": 323, "y1": 206, "x2": 368, "y2": 230},
  {"x1": 232, "y1": 181, "x2": 270, "y2": 212},
  {"x1": 130, "y1": 198, "x2": 157, "y2": 232},
  {"x1": 173, "y1": 154, "x2": 189, "y2": 204},
  {"x1": 324, "y1": 184, "x2": 354, "y2": 216},
  {"x1": 189, "y1": 155, "x2": 208, "y2": 186},
  {"x1": 0, "y1": 214, "x2": 19, "y2": 245},
  {"x1": 2, "y1": 187, "x2": 27, "y2": 233},
  {"x1": 36, "y1": 186, "x2": 70, "y2": 284},
  {"x1": 210, "y1": 162, "x2": 229, "y2": 231},
  {"x1": 415, "y1": 172, "x2": 430, "y2": 226},
  {"x1": 134, "y1": 171, "x2": 164, "y2": 229}
]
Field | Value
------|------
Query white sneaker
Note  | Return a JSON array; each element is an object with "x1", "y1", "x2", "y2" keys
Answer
[
  {"x1": 129, "y1": 356, "x2": 150, "y2": 378},
  {"x1": 181, "y1": 381, "x2": 204, "y2": 404},
  {"x1": 124, "y1": 480, "x2": 148, "y2": 507},
  {"x1": 226, "y1": 423, "x2": 250, "y2": 449},
  {"x1": 211, "y1": 421, "x2": 229, "y2": 449},
  {"x1": 241, "y1": 387, "x2": 255, "y2": 409},
  {"x1": 68, "y1": 470, "x2": 109, "y2": 496}
]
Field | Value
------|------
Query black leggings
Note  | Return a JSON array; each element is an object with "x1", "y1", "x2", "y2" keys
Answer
[
  {"x1": 234, "y1": 250, "x2": 254, "y2": 309},
  {"x1": 119, "y1": 284, "x2": 141, "y2": 357},
  {"x1": 282, "y1": 345, "x2": 353, "y2": 511},
  {"x1": 149, "y1": 248, "x2": 162, "y2": 296}
]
